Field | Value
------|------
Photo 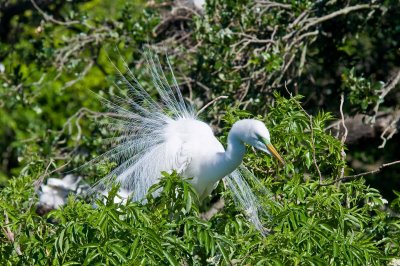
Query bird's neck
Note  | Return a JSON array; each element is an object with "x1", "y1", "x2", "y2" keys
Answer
[
  {"x1": 226, "y1": 132, "x2": 246, "y2": 168},
  {"x1": 213, "y1": 130, "x2": 246, "y2": 180}
]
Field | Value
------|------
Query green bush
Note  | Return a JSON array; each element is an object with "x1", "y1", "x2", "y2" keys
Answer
[
  {"x1": 1, "y1": 0, "x2": 400, "y2": 264},
  {"x1": 2, "y1": 95, "x2": 400, "y2": 264}
]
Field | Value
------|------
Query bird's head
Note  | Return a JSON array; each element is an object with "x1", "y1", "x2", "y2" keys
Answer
[{"x1": 232, "y1": 119, "x2": 285, "y2": 165}]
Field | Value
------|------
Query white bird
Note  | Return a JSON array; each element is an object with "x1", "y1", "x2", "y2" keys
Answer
[
  {"x1": 39, "y1": 174, "x2": 85, "y2": 209},
  {"x1": 91, "y1": 52, "x2": 284, "y2": 233}
]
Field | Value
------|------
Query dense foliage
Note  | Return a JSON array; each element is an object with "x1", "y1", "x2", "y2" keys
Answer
[{"x1": 1, "y1": 0, "x2": 400, "y2": 264}]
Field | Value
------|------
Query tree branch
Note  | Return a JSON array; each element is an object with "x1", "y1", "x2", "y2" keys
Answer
[
  {"x1": 372, "y1": 69, "x2": 400, "y2": 122},
  {"x1": 328, "y1": 110, "x2": 400, "y2": 145},
  {"x1": 303, "y1": 4, "x2": 377, "y2": 31},
  {"x1": 197, "y1": 96, "x2": 228, "y2": 115},
  {"x1": 338, "y1": 93, "x2": 348, "y2": 179},
  {"x1": 319, "y1": 160, "x2": 400, "y2": 186},
  {"x1": 30, "y1": 0, "x2": 79, "y2": 26}
]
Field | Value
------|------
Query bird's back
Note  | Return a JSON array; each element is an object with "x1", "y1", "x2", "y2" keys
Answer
[
  {"x1": 163, "y1": 118, "x2": 226, "y2": 199},
  {"x1": 164, "y1": 118, "x2": 224, "y2": 172}
]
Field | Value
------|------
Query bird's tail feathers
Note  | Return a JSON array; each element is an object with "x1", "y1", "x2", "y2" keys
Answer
[{"x1": 83, "y1": 51, "x2": 195, "y2": 198}]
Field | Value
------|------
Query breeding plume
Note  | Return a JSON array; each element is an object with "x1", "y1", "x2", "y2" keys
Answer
[{"x1": 92, "y1": 53, "x2": 284, "y2": 233}]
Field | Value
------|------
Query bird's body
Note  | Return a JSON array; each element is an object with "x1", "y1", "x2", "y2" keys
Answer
[
  {"x1": 92, "y1": 53, "x2": 283, "y2": 233},
  {"x1": 164, "y1": 118, "x2": 226, "y2": 200}
]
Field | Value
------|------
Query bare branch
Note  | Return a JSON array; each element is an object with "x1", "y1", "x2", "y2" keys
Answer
[
  {"x1": 372, "y1": 69, "x2": 400, "y2": 122},
  {"x1": 378, "y1": 112, "x2": 400, "y2": 149},
  {"x1": 339, "y1": 93, "x2": 348, "y2": 179},
  {"x1": 30, "y1": 0, "x2": 80, "y2": 26},
  {"x1": 34, "y1": 159, "x2": 54, "y2": 190},
  {"x1": 255, "y1": 1, "x2": 292, "y2": 10},
  {"x1": 327, "y1": 110, "x2": 400, "y2": 145},
  {"x1": 310, "y1": 116, "x2": 323, "y2": 183},
  {"x1": 320, "y1": 160, "x2": 400, "y2": 186},
  {"x1": 303, "y1": 4, "x2": 377, "y2": 32},
  {"x1": 197, "y1": 95, "x2": 228, "y2": 115},
  {"x1": 2, "y1": 212, "x2": 22, "y2": 256},
  {"x1": 380, "y1": 69, "x2": 400, "y2": 99}
]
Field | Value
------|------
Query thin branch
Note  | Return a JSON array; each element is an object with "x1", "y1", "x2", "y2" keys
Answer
[
  {"x1": 288, "y1": 10, "x2": 309, "y2": 29},
  {"x1": 62, "y1": 60, "x2": 94, "y2": 90},
  {"x1": 2, "y1": 212, "x2": 22, "y2": 256},
  {"x1": 197, "y1": 96, "x2": 228, "y2": 115},
  {"x1": 283, "y1": 4, "x2": 376, "y2": 42},
  {"x1": 34, "y1": 161, "x2": 71, "y2": 191},
  {"x1": 303, "y1": 4, "x2": 376, "y2": 32},
  {"x1": 284, "y1": 83, "x2": 322, "y2": 182},
  {"x1": 34, "y1": 159, "x2": 54, "y2": 190},
  {"x1": 380, "y1": 69, "x2": 400, "y2": 100},
  {"x1": 378, "y1": 115, "x2": 399, "y2": 149},
  {"x1": 54, "y1": 27, "x2": 113, "y2": 71},
  {"x1": 372, "y1": 69, "x2": 400, "y2": 122},
  {"x1": 339, "y1": 93, "x2": 348, "y2": 179},
  {"x1": 326, "y1": 110, "x2": 400, "y2": 144},
  {"x1": 319, "y1": 160, "x2": 400, "y2": 186},
  {"x1": 310, "y1": 116, "x2": 323, "y2": 183},
  {"x1": 30, "y1": 0, "x2": 80, "y2": 26},
  {"x1": 255, "y1": 0, "x2": 292, "y2": 10}
]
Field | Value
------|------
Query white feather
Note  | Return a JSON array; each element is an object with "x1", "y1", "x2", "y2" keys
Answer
[{"x1": 91, "y1": 52, "x2": 275, "y2": 233}]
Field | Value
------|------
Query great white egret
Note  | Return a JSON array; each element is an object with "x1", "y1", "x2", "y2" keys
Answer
[
  {"x1": 38, "y1": 174, "x2": 86, "y2": 210},
  {"x1": 92, "y1": 52, "x2": 284, "y2": 233}
]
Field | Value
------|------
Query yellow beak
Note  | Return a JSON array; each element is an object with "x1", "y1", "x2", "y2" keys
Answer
[{"x1": 266, "y1": 143, "x2": 285, "y2": 165}]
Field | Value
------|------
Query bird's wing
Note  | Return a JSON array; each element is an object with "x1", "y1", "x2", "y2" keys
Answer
[
  {"x1": 225, "y1": 165, "x2": 278, "y2": 235},
  {"x1": 106, "y1": 137, "x2": 191, "y2": 201}
]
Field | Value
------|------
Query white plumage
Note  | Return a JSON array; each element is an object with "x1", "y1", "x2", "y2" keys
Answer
[{"x1": 91, "y1": 52, "x2": 284, "y2": 233}]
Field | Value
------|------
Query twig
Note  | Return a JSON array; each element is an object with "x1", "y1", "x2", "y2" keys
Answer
[
  {"x1": 372, "y1": 69, "x2": 400, "y2": 122},
  {"x1": 319, "y1": 160, "x2": 400, "y2": 186},
  {"x1": 379, "y1": 69, "x2": 400, "y2": 101},
  {"x1": 283, "y1": 4, "x2": 376, "y2": 42},
  {"x1": 310, "y1": 116, "x2": 323, "y2": 183},
  {"x1": 30, "y1": 0, "x2": 80, "y2": 26},
  {"x1": 378, "y1": 115, "x2": 399, "y2": 149},
  {"x1": 52, "y1": 107, "x2": 102, "y2": 142},
  {"x1": 54, "y1": 26, "x2": 113, "y2": 71},
  {"x1": 35, "y1": 161, "x2": 71, "y2": 190},
  {"x1": 255, "y1": 0, "x2": 292, "y2": 10},
  {"x1": 274, "y1": 52, "x2": 296, "y2": 86},
  {"x1": 197, "y1": 96, "x2": 228, "y2": 115},
  {"x1": 177, "y1": 69, "x2": 194, "y2": 104},
  {"x1": 324, "y1": 120, "x2": 341, "y2": 131},
  {"x1": 62, "y1": 60, "x2": 94, "y2": 90},
  {"x1": 288, "y1": 10, "x2": 309, "y2": 29},
  {"x1": 2, "y1": 212, "x2": 22, "y2": 255},
  {"x1": 239, "y1": 80, "x2": 251, "y2": 103},
  {"x1": 303, "y1": 4, "x2": 376, "y2": 32},
  {"x1": 339, "y1": 93, "x2": 348, "y2": 179},
  {"x1": 284, "y1": 82, "x2": 323, "y2": 182},
  {"x1": 34, "y1": 159, "x2": 54, "y2": 190}
]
